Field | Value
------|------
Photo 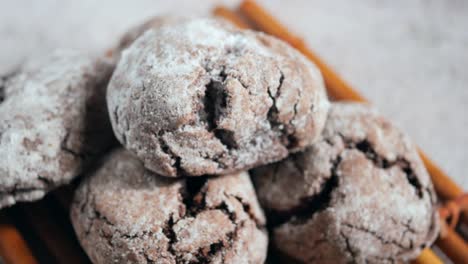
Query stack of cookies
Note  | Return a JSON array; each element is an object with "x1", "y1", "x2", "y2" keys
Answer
[{"x1": 0, "y1": 17, "x2": 439, "y2": 264}]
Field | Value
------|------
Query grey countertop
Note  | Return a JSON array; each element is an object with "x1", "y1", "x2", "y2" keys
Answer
[{"x1": 1, "y1": 0, "x2": 466, "y2": 190}]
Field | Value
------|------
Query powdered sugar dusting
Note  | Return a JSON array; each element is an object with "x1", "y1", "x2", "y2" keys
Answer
[{"x1": 0, "y1": 49, "x2": 114, "y2": 208}]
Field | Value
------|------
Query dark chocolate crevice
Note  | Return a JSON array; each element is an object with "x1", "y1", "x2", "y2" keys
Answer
[
  {"x1": 403, "y1": 164, "x2": 424, "y2": 198},
  {"x1": 203, "y1": 79, "x2": 223, "y2": 131},
  {"x1": 266, "y1": 73, "x2": 283, "y2": 125},
  {"x1": 214, "y1": 201, "x2": 237, "y2": 222},
  {"x1": 172, "y1": 177, "x2": 255, "y2": 263},
  {"x1": 340, "y1": 231, "x2": 358, "y2": 263},
  {"x1": 268, "y1": 155, "x2": 341, "y2": 228},
  {"x1": 157, "y1": 132, "x2": 188, "y2": 176},
  {"x1": 202, "y1": 68, "x2": 239, "y2": 151},
  {"x1": 0, "y1": 173, "x2": 56, "y2": 200},
  {"x1": 0, "y1": 82, "x2": 5, "y2": 103},
  {"x1": 79, "y1": 174, "x2": 263, "y2": 263},
  {"x1": 214, "y1": 129, "x2": 238, "y2": 149},
  {"x1": 162, "y1": 215, "x2": 178, "y2": 259},
  {"x1": 268, "y1": 135, "x2": 424, "y2": 230},
  {"x1": 81, "y1": 191, "x2": 166, "y2": 262},
  {"x1": 80, "y1": 193, "x2": 117, "y2": 242},
  {"x1": 267, "y1": 72, "x2": 288, "y2": 145},
  {"x1": 60, "y1": 130, "x2": 85, "y2": 159},
  {"x1": 233, "y1": 195, "x2": 263, "y2": 228},
  {"x1": 392, "y1": 217, "x2": 417, "y2": 242},
  {"x1": 290, "y1": 152, "x2": 305, "y2": 175},
  {"x1": 286, "y1": 79, "x2": 302, "y2": 149},
  {"x1": 90, "y1": 196, "x2": 114, "y2": 228},
  {"x1": 183, "y1": 177, "x2": 209, "y2": 214},
  {"x1": 0, "y1": 186, "x2": 44, "y2": 198},
  {"x1": 342, "y1": 222, "x2": 412, "y2": 250},
  {"x1": 207, "y1": 241, "x2": 225, "y2": 260},
  {"x1": 37, "y1": 175, "x2": 54, "y2": 189},
  {"x1": 0, "y1": 71, "x2": 18, "y2": 104},
  {"x1": 344, "y1": 138, "x2": 424, "y2": 199},
  {"x1": 366, "y1": 255, "x2": 399, "y2": 264}
]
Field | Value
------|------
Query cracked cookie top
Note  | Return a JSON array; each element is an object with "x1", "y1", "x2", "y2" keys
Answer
[
  {"x1": 71, "y1": 149, "x2": 268, "y2": 264},
  {"x1": 0, "y1": 50, "x2": 115, "y2": 208},
  {"x1": 107, "y1": 18, "x2": 329, "y2": 177},
  {"x1": 252, "y1": 102, "x2": 439, "y2": 264}
]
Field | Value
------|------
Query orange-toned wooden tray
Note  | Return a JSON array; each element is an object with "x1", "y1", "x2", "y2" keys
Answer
[{"x1": 0, "y1": 1, "x2": 466, "y2": 263}]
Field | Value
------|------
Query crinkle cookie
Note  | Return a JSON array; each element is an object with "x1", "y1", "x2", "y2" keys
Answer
[
  {"x1": 107, "y1": 18, "x2": 329, "y2": 177},
  {"x1": 71, "y1": 149, "x2": 268, "y2": 264},
  {"x1": 0, "y1": 50, "x2": 114, "y2": 208},
  {"x1": 252, "y1": 103, "x2": 439, "y2": 264}
]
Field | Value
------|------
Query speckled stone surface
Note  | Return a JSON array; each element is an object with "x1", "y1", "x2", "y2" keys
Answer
[
  {"x1": 71, "y1": 149, "x2": 268, "y2": 264},
  {"x1": 252, "y1": 103, "x2": 440, "y2": 263},
  {"x1": 1, "y1": 0, "x2": 466, "y2": 189}
]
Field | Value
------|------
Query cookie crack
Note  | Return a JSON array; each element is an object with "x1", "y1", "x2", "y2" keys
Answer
[
  {"x1": 81, "y1": 193, "x2": 116, "y2": 238},
  {"x1": 182, "y1": 177, "x2": 208, "y2": 215},
  {"x1": 266, "y1": 72, "x2": 287, "y2": 143},
  {"x1": 339, "y1": 136, "x2": 424, "y2": 199},
  {"x1": 80, "y1": 179, "x2": 232, "y2": 263},
  {"x1": 60, "y1": 130, "x2": 86, "y2": 159},
  {"x1": 0, "y1": 70, "x2": 18, "y2": 104},
  {"x1": 268, "y1": 155, "x2": 342, "y2": 227},
  {"x1": 166, "y1": 177, "x2": 262, "y2": 263},
  {"x1": 286, "y1": 78, "x2": 302, "y2": 149},
  {"x1": 83, "y1": 175, "x2": 262, "y2": 264},
  {"x1": 391, "y1": 217, "x2": 417, "y2": 241},
  {"x1": 203, "y1": 67, "x2": 238, "y2": 151},
  {"x1": 141, "y1": 251, "x2": 155, "y2": 264},
  {"x1": 0, "y1": 81, "x2": 5, "y2": 104},
  {"x1": 157, "y1": 132, "x2": 188, "y2": 176},
  {"x1": 162, "y1": 215, "x2": 178, "y2": 259},
  {"x1": 85, "y1": 191, "x2": 171, "y2": 263},
  {"x1": 0, "y1": 175, "x2": 55, "y2": 197},
  {"x1": 165, "y1": 177, "x2": 221, "y2": 263},
  {"x1": 0, "y1": 184, "x2": 44, "y2": 197},
  {"x1": 342, "y1": 222, "x2": 412, "y2": 250},
  {"x1": 0, "y1": 173, "x2": 55, "y2": 199},
  {"x1": 366, "y1": 255, "x2": 398, "y2": 264},
  {"x1": 232, "y1": 195, "x2": 263, "y2": 228},
  {"x1": 340, "y1": 231, "x2": 358, "y2": 263}
]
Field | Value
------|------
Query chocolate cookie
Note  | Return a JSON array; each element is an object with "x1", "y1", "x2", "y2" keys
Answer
[
  {"x1": 0, "y1": 50, "x2": 114, "y2": 208},
  {"x1": 107, "y1": 18, "x2": 329, "y2": 177},
  {"x1": 252, "y1": 103, "x2": 439, "y2": 263},
  {"x1": 71, "y1": 149, "x2": 268, "y2": 264}
]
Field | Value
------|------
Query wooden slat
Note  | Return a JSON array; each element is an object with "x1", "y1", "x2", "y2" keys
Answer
[
  {"x1": 436, "y1": 228, "x2": 468, "y2": 264},
  {"x1": 16, "y1": 197, "x2": 90, "y2": 264},
  {"x1": 412, "y1": 248, "x2": 444, "y2": 264},
  {"x1": 418, "y1": 151, "x2": 464, "y2": 200},
  {"x1": 0, "y1": 212, "x2": 38, "y2": 264}
]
